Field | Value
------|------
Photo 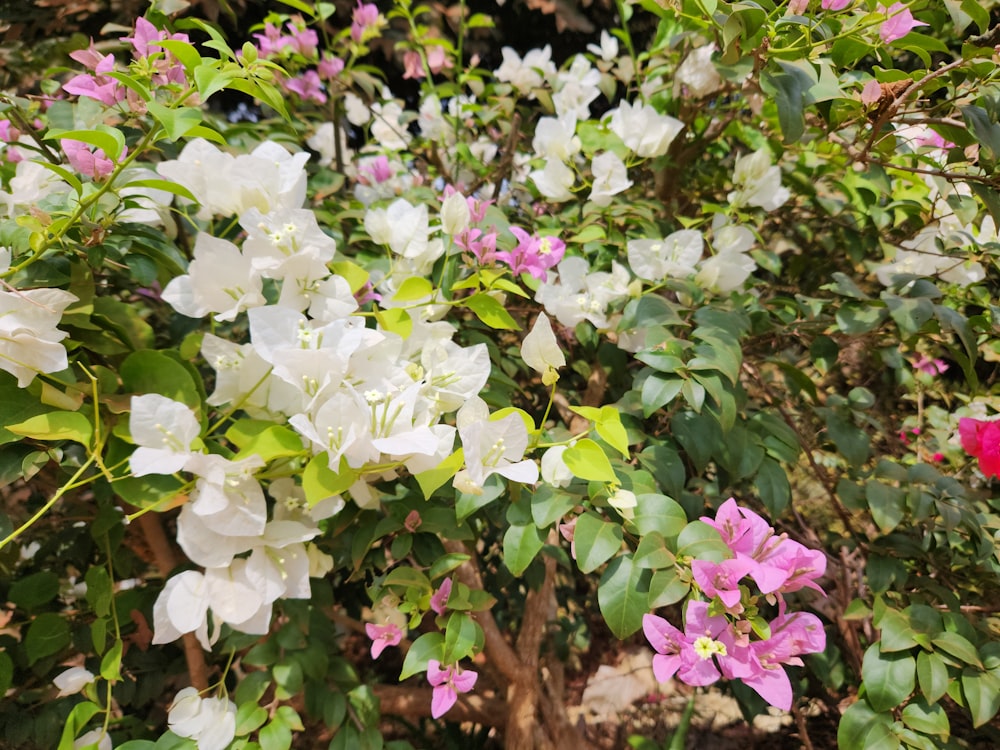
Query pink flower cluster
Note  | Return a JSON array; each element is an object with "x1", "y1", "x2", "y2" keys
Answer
[
  {"x1": 351, "y1": 2, "x2": 382, "y2": 43},
  {"x1": 643, "y1": 498, "x2": 827, "y2": 710},
  {"x1": 62, "y1": 139, "x2": 125, "y2": 180},
  {"x1": 498, "y1": 227, "x2": 566, "y2": 282},
  {"x1": 251, "y1": 19, "x2": 344, "y2": 104},
  {"x1": 450, "y1": 189, "x2": 499, "y2": 265},
  {"x1": 402, "y1": 47, "x2": 454, "y2": 81},
  {"x1": 959, "y1": 417, "x2": 1000, "y2": 478}
]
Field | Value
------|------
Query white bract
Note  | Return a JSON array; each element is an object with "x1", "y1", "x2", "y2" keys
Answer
[
  {"x1": 168, "y1": 687, "x2": 237, "y2": 750},
  {"x1": 128, "y1": 394, "x2": 200, "y2": 476},
  {"x1": 161, "y1": 233, "x2": 264, "y2": 322},
  {"x1": 54, "y1": 667, "x2": 95, "y2": 697},
  {"x1": 495, "y1": 46, "x2": 556, "y2": 96},
  {"x1": 521, "y1": 313, "x2": 565, "y2": 385},
  {"x1": 606, "y1": 101, "x2": 684, "y2": 158},
  {"x1": 628, "y1": 230, "x2": 704, "y2": 281},
  {"x1": 589, "y1": 152, "x2": 632, "y2": 207},
  {"x1": 0, "y1": 287, "x2": 77, "y2": 387},
  {"x1": 456, "y1": 413, "x2": 539, "y2": 493},
  {"x1": 727, "y1": 149, "x2": 790, "y2": 212}
]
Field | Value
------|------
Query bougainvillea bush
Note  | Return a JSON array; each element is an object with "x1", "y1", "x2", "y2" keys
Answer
[{"x1": 1, "y1": 0, "x2": 1000, "y2": 748}]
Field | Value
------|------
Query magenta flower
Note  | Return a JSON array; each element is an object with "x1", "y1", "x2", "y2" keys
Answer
[
  {"x1": 365, "y1": 622, "x2": 402, "y2": 659},
  {"x1": 426, "y1": 46, "x2": 453, "y2": 75},
  {"x1": 358, "y1": 155, "x2": 393, "y2": 185},
  {"x1": 430, "y1": 578, "x2": 452, "y2": 615},
  {"x1": 911, "y1": 353, "x2": 948, "y2": 376},
  {"x1": 404, "y1": 509, "x2": 422, "y2": 532},
  {"x1": 285, "y1": 22, "x2": 318, "y2": 57},
  {"x1": 455, "y1": 228, "x2": 498, "y2": 265},
  {"x1": 497, "y1": 227, "x2": 566, "y2": 281},
  {"x1": 959, "y1": 417, "x2": 1000, "y2": 478},
  {"x1": 820, "y1": 0, "x2": 851, "y2": 10},
  {"x1": 878, "y1": 3, "x2": 927, "y2": 44},
  {"x1": 402, "y1": 51, "x2": 425, "y2": 80},
  {"x1": 351, "y1": 2, "x2": 381, "y2": 42},
  {"x1": 0, "y1": 120, "x2": 19, "y2": 143},
  {"x1": 63, "y1": 47, "x2": 125, "y2": 107},
  {"x1": 318, "y1": 54, "x2": 345, "y2": 80},
  {"x1": 691, "y1": 558, "x2": 755, "y2": 610},
  {"x1": 643, "y1": 601, "x2": 742, "y2": 688},
  {"x1": 427, "y1": 660, "x2": 478, "y2": 718},
  {"x1": 253, "y1": 23, "x2": 287, "y2": 57},
  {"x1": 62, "y1": 139, "x2": 121, "y2": 180},
  {"x1": 284, "y1": 70, "x2": 327, "y2": 104}
]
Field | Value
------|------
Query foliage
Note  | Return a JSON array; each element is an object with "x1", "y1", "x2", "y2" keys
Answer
[{"x1": 1, "y1": 0, "x2": 1000, "y2": 749}]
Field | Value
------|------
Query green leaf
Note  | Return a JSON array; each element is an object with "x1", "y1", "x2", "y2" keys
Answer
[
  {"x1": 25, "y1": 612, "x2": 71, "y2": 664},
  {"x1": 259, "y1": 719, "x2": 292, "y2": 750},
  {"x1": 862, "y1": 644, "x2": 915, "y2": 713},
  {"x1": 455, "y1": 475, "x2": 503, "y2": 521},
  {"x1": 761, "y1": 64, "x2": 809, "y2": 143},
  {"x1": 235, "y1": 703, "x2": 268, "y2": 736},
  {"x1": 7, "y1": 411, "x2": 92, "y2": 447},
  {"x1": 8, "y1": 571, "x2": 60, "y2": 610},
  {"x1": 0, "y1": 652, "x2": 12, "y2": 697},
  {"x1": 628, "y1": 493, "x2": 686, "y2": 539},
  {"x1": 574, "y1": 511, "x2": 624, "y2": 573},
  {"x1": 443, "y1": 612, "x2": 479, "y2": 663},
  {"x1": 464, "y1": 293, "x2": 520, "y2": 330},
  {"x1": 563, "y1": 438, "x2": 616, "y2": 483},
  {"x1": 124, "y1": 178, "x2": 198, "y2": 204},
  {"x1": 399, "y1": 632, "x2": 444, "y2": 680},
  {"x1": 641, "y1": 374, "x2": 684, "y2": 417},
  {"x1": 591, "y1": 406, "x2": 629, "y2": 458},
  {"x1": 961, "y1": 667, "x2": 1000, "y2": 727},
  {"x1": 428, "y1": 553, "x2": 471, "y2": 580},
  {"x1": 754, "y1": 457, "x2": 791, "y2": 516},
  {"x1": 502, "y1": 523, "x2": 545, "y2": 576},
  {"x1": 57, "y1": 702, "x2": 102, "y2": 750},
  {"x1": 961, "y1": 105, "x2": 1000, "y2": 161},
  {"x1": 394, "y1": 276, "x2": 433, "y2": 302},
  {"x1": 120, "y1": 350, "x2": 201, "y2": 410},
  {"x1": 598, "y1": 554, "x2": 649, "y2": 639},
  {"x1": 46, "y1": 125, "x2": 125, "y2": 161},
  {"x1": 416, "y1": 449, "x2": 463, "y2": 499},
  {"x1": 676, "y1": 521, "x2": 728, "y2": 562},
  {"x1": 901, "y1": 699, "x2": 949, "y2": 738},
  {"x1": 877, "y1": 606, "x2": 919, "y2": 652},
  {"x1": 302, "y1": 453, "x2": 357, "y2": 506},
  {"x1": 932, "y1": 631, "x2": 981, "y2": 667},
  {"x1": 837, "y1": 700, "x2": 900, "y2": 750},
  {"x1": 917, "y1": 650, "x2": 950, "y2": 704},
  {"x1": 149, "y1": 39, "x2": 202, "y2": 72},
  {"x1": 866, "y1": 481, "x2": 905, "y2": 534},
  {"x1": 382, "y1": 566, "x2": 432, "y2": 595},
  {"x1": 634, "y1": 532, "x2": 675, "y2": 570},
  {"x1": 648, "y1": 567, "x2": 690, "y2": 608},
  {"x1": 529, "y1": 484, "x2": 577, "y2": 528},
  {"x1": 226, "y1": 421, "x2": 305, "y2": 462},
  {"x1": 374, "y1": 306, "x2": 412, "y2": 338},
  {"x1": 100, "y1": 639, "x2": 123, "y2": 681}
]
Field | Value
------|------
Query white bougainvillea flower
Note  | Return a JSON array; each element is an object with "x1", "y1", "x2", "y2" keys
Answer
[
  {"x1": 495, "y1": 45, "x2": 556, "y2": 95},
  {"x1": 521, "y1": 313, "x2": 565, "y2": 386},
  {"x1": 541, "y1": 446, "x2": 573, "y2": 488},
  {"x1": 457, "y1": 412, "x2": 539, "y2": 492},
  {"x1": 606, "y1": 101, "x2": 684, "y2": 158},
  {"x1": 240, "y1": 206, "x2": 336, "y2": 280},
  {"x1": 0, "y1": 287, "x2": 77, "y2": 387},
  {"x1": 168, "y1": 687, "x2": 237, "y2": 750},
  {"x1": 440, "y1": 191, "x2": 472, "y2": 236},
  {"x1": 531, "y1": 158, "x2": 576, "y2": 202},
  {"x1": 696, "y1": 252, "x2": 758, "y2": 293},
  {"x1": 152, "y1": 569, "x2": 212, "y2": 648},
  {"x1": 128, "y1": 394, "x2": 200, "y2": 476},
  {"x1": 364, "y1": 198, "x2": 430, "y2": 260},
  {"x1": 185, "y1": 454, "x2": 267, "y2": 537},
  {"x1": 628, "y1": 229, "x2": 704, "y2": 281},
  {"x1": 53, "y1": 667, "x2": 95, "y2": 697},
  {"x1": 532, "y1": 116, "x2": 580, "y2": 162},
  {"x1": 608, "y1": 487, "x2": 638, "y2": 519},
  {"x1": 73, "y1": 729, "x2": 111, "y2": 750},
  {"x1": 535, "y1": 256, "x2": 630, "y2": 330},
  {"x1": 161, "y1": 233, "x2": 264, "y2": 322},
  {"x1": 589, "y1": 152, "x2": 632, "y2": 207},
  {"x1": 553, "y1": 55, "x2": 601, "y2": 120},
  {"x1": 727, "y1": 149, "x2": 790, "y2": 212},
  {"x1": 587, "y1": 30, "x2": 619, "y2": 62},
  {"x1": 676, "y1": 44, "x2": 723, "y2": 98}
]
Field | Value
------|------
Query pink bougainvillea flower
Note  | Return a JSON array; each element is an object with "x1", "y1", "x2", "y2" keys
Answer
[
  {"x1": 820, "y1": 0, "x2": 852, "y2": 10},
  {"x1": 351, "y1": 2, "x2": 380, "y2": 42},
  {"x1": 911, "y1": 353, "x2": 948, "y2": 376},
  {"x1": 426, "y1": 46, "x2": 453, "y2": 75},
  {"x1": 365, "y1": 622, "x2": 403, "y2": 659},
  {"x1": 430, "y1": 578, "x2": 452, "y2": 615},
  {"x1": 63, "y1": 46, "x2": 125, "y2": 107},
  {"x1": 62, "y1": 139, "x2": 122, "y2": 180},
  {"x1": 497, "y1": 227, "x2": 566, "y2": 281},
  {"x1": 402, "y1": 50, "x2": 425, "y2": 80},
  {"x1": 643, "y1": 601, "x2": 743, "y2": 688},
  {"x1": 284, "y1": 22, "x2": 318, "y2": 57},
  {"x1": 860, "y1": 79, "x2": 882, "y2": 106},
  {"x1": 427, "y1": 660, "x2": 477, "y2": 718},
  {"x1": 318, "y1": 53, "x2": 344, "y2": 80},
  {"x1": 959, "y1": 417, "x2": 1000, "y2": 478},
  {"x1": 404, "y1": 509, "x2": 422, "y2": 532},
  {"x1": 284, "y1": 70, "x2": 327, "y2": 104},
  {"x1": 691, "y1": 558, "x2": 755, "y2": 610},
  {"x1": 878, "y1": 3, "x2": 927, "y2": 44},
  {"x1": 253, "y1": 23, "x2": 287, "y2": 57}
]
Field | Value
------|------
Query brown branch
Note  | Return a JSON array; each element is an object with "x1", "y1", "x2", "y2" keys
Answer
[
  {"x1": 135, "y1": 512, "x2": 209, "y2": 692},
  {"x1": 443, "y1": 539, "x2": 523, "y2": 684}
]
